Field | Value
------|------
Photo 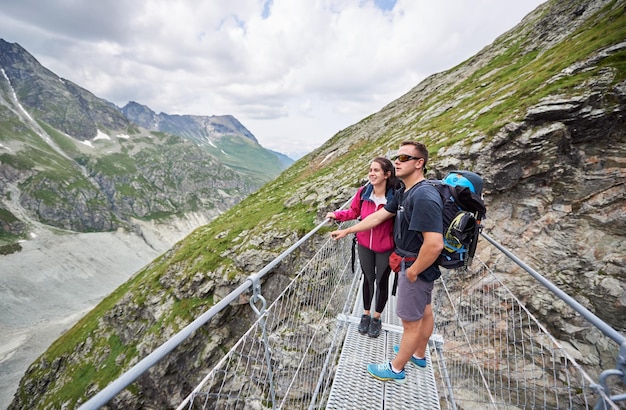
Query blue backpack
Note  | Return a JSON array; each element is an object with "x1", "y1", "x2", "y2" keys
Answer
[{"x1": 427, "y1": 170, "x2": 486, "y2": 269}]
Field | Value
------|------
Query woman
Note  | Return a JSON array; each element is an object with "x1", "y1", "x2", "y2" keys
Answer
[{"x1": 326, "y1": 157, "x2": 400, "y2": 338}]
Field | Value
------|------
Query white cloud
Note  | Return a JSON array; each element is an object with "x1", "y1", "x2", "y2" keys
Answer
[{"x1": 0, "y1": 0, "x2": 546, "y2": 159}]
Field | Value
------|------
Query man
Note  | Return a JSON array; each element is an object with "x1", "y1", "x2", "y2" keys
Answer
[{"x1": 331, "y1": 141, "x2": 443, "y2": 383}]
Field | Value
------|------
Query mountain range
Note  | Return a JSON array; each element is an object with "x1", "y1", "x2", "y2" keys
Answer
[
  {"x1": 0, "y1": 37, "x2": 293, "y2": 247},
  {"x1": 4, "y1": 0, "x2": 626, "y2": 408}
]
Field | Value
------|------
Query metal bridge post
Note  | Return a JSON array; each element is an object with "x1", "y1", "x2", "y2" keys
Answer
[
  {"x1": 248, "y1": 275, "x2": 277, "y2": 409},
  {"x1": 432, "y1": 335, "x2": 458, "y2": 410},
  {"x1": 593, "y1": 341, "x2": 626, "y2": 409}
]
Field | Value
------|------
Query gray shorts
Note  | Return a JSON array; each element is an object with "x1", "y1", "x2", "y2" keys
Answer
[{"x1": 396, "y1": 267, "x2": 434, "y2": 321}]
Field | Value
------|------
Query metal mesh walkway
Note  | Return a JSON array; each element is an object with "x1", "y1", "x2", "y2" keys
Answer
[{"x1": 326, "y1": 275, "x2": 440, "y2": 409}]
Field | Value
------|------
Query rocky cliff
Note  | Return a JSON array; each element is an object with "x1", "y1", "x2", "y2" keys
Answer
[{"x1": 8, "y1": 0, "x2": 626, "y2": 408}]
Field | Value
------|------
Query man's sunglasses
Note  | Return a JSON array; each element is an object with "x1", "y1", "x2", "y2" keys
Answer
[{"x1": 391, "y1": 154, "x2": 422, "y2": 162}]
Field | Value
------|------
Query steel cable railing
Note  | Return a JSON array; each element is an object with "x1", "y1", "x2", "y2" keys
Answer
[
  {"x1": 480, "y1": 232, "x2": 626, "y2": 409},
  {"x1": 77, "y1": 207, "x2": 625, "y2": 409},
  {"x1": 428, "y1": 232, "x2": 624, "y2": 410},
  {"x1": 78, "y1": 214, "x2": 353, "y2": 410},
  {"x1": 176, "y1": 220, "x2": 360, "y2": 409}
]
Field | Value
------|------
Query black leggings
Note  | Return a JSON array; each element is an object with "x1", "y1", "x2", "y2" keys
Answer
[{"x1": 357, "y1": 244, "x2": 392, "y2": 314}]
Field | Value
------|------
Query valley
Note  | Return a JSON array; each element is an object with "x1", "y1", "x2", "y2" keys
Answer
[{"x1": 0, "y1": 215, "x2": 207, "y2": 409}]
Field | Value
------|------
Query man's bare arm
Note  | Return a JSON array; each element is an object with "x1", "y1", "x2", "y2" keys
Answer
[
  {"x1": 405, "y1": 231, "x2": 444, "y2": 282},
  {"x1": 330, "y1": 208, "x2": 394, "y2": 240}
]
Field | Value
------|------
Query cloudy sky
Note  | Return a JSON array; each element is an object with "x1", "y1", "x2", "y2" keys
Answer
[{"x1": 0, "y1": 0, "x2": 545, "y2": 159}]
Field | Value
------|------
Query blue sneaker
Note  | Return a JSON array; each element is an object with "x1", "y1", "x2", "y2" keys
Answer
[
  {"x1": 393, "y1": 344, "x2": 427, "y2": 368},
  {"x1": 367, "y1": 362, "x2": 406, "y2": 384}
]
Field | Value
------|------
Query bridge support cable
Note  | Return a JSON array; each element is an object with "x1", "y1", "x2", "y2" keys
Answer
[
  {"x1": 308, "y1": 259, "x2": 362, "y2": 410},
  {"x1": 432, "y1": 336, "x2": 458, "y2": 410},
  {"x1": 277, "y1": 254, "x2": 358, "y2": 409},
  {"x1": 480, "y1": 232, "x2": 625, "y2": 409},
  {"x1": 80, "y1": 198, "x2": 351, "y2": 410},
  {"x1": 178, "y1": 219, "x2": 359, "y2": 409},
  {"x1": 79, "y1": 279, "x2": 253, "y2": 410},
  {"x1": 437, "y1": 273, "x2": 497, "y2": 408},
  {"x1": 432, "y1": 253, "x2": 616, "y2": 409},
  {"x1": 480, "y1": 232, "x2": 625, "y2": 347}
]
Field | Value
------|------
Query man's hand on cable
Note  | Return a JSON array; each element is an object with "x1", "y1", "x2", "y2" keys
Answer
[
  {"x1": 330, "y1": 207, "x2": 394, "y2": 241},
  {"x1": 330, "y1": 229, "x2": 349, "y2": 240}
]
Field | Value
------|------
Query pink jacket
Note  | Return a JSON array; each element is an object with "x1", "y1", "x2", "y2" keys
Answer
[{"x1": 333, "y1": 185, "x2": 395, "y2": 253}]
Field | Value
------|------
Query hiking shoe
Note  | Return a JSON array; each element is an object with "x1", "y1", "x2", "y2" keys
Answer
[
  {"x1": 368, "y1": 317, "x2": 382, "y2": 338},
  {"x1": 367, "y1": 362, "x2": 406, "y2": 384},
  {"x1": 393, "y1": 344, "x2": 427, "y2": 368},
  {"x1": 358, "y1": 314, "x2": 371, "y2": 334}
]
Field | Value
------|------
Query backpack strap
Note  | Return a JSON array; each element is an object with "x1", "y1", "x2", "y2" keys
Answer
[
  {"x1": 351, "y1": 234, "x2": 357, "y2": 274},
  {"x1": 391, "y1": 271, "x2": 398, "y2": 296},
  {"x1": 395, "y1": 246, "x2": 417, "y2": 259},
  {"x1": 351, "y1": 182, "x2": 370, "y2": 274}
]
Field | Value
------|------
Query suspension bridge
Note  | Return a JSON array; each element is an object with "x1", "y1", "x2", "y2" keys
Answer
[{"x1": 79, "y1": 218, "x2": 626, "y2": 409}]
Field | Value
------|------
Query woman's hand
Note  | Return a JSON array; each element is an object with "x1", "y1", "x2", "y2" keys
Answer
[{"x1": 325, "y1": 212, "x2": 336, "y2": 219}]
